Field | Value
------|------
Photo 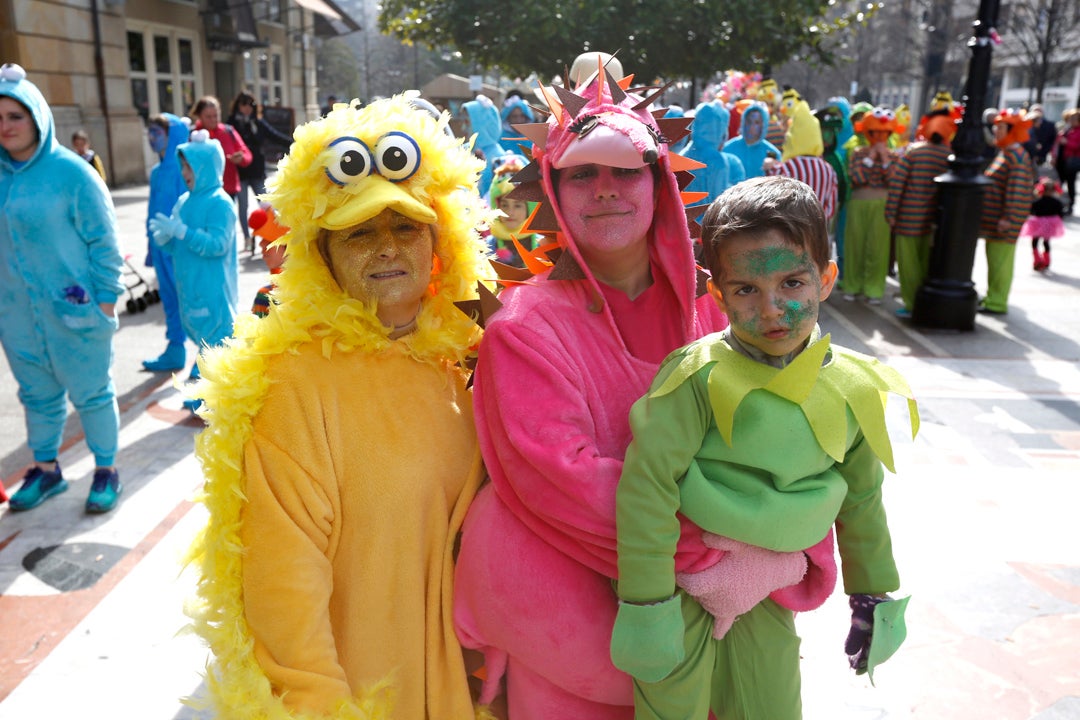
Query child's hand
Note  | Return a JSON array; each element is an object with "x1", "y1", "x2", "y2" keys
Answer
[
  {"x1": 845, "y1": 593, "x2": 887, "y2": 672},
  {"x1": 610, "y1": 595, "x2": 684, "y2": 683},
  {"x1": 149, "y1": 213, "x2": 187, "y2": 245}
]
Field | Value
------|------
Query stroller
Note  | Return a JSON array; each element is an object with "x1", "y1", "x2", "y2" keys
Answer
[{"x1": 122, "y1": 254, "x2": 160, "y2": 314}]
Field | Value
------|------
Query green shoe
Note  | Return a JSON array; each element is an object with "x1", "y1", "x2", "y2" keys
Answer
[
  {"x1": 85, "y1": 468, "x2": 123, "y2": 513},
  {"x1": 8, "y1": 464, "x2": 68, "y2": 511}
]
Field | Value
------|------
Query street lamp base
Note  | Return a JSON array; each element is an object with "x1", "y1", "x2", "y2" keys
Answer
[{"x1": 913, "y1": 279, "x2": 978, "y2": 331}]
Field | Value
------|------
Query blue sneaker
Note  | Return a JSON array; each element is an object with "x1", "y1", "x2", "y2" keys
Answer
[
  {"x1": 85, "y1": 468, "x2": 123, "y2": 514},
  {"x1": 8, "y1": 464, "x2": 68, "y2": 511},
  {"x1": 142, "y1": 342, "x2": 186, "y2": 372}
]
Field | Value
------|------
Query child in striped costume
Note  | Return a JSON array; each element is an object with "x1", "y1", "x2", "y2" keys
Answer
[
  {"x1": 978, "y1": 109, "x2": 1035, "y2": 315},
  {"x1": 885, "y1": 110, "x2": 957, "y2": 317}
]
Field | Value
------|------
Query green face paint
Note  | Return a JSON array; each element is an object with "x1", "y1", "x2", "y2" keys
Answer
[
  {"x1": 729, "y1": 244, "x2": 815, "y2": 281},
  {"x1": 720, "y1": 235, "x2": 824, "y2": 358},
  {"x1": 781, "y1": 298, "x2": 816, "y2": 329}
]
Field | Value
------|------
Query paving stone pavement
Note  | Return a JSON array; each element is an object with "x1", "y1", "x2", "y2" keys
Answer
[{"x1": 0, "y1": 184, "x2": 1078, "y2": 719}]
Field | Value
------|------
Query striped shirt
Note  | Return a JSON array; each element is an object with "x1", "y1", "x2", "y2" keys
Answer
[
  {"x1": 848, "y1": 145, "x2": 896, "y2": 190},
  {"x1": 980, "y1": 145, "x2": 1035, "y2": 242},
  {"x1": 885, "y1": 141, "x2": 952, "y2": 236},
  {"x1": 766, "y1": 117, "x2": 786, "y2": 149},
  {"x1": 767, "y1": 155, "x2": 838, "y2": 220}
]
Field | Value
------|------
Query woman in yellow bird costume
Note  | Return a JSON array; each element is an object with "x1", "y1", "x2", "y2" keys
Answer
[{"x1": 185, "y1": 94, "x2": 493, "y2": 720}]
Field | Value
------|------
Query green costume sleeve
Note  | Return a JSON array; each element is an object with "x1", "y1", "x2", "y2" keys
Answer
[
  {"x1": 616, "y1": 353, "x2": 712, "y2": 603},
  {"x1": 835, "y1": 432, "x2": 900, "y2": 594}
]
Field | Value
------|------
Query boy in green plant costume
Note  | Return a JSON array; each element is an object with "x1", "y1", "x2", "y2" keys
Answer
[{"x1": 612, "y1": 175, "x2": 918, "y2": 719}]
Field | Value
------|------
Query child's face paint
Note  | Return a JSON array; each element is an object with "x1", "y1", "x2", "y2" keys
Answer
[{"x1": 710, "y1": 230, "x2": 837, "y2": 357}]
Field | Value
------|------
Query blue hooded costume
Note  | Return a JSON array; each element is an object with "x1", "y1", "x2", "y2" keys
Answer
[
  {"x1": 500, "y1": 96, "x2": 536, "y2": 156},
  {"x1": 151, "y1": 133, "x2": 238, "y2": 349},
  {"x1": 144, "y1": 112, "x2": 189, "y2": 367},
  {"x1": 682, "y1": 101, "x2": 746, "y2": 211},
  {"x1": 462, "y1": 96, "x2": 507, "y2": 198},
  {"x1": 0, "y1": 64, "x2": 122, "y2": 468},
  {"x1": 723, "y1": 102, "x2": 781, "y2": 179}
]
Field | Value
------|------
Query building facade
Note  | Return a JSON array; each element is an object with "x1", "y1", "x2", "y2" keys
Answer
[{"x1": 0, "y1": 0, "x2": 358, "y2": 185}]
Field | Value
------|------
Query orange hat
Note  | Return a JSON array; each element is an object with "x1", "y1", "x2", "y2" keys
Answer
[
  {"x1": 916, "y1": 111, "x2": 958, "y2": 143},
  {"x1": 992, "y1": 108, "x2": 1032, "y2": 147},
  {"x1": 854, "y1": 106, "x2": 905, "y2": 136}
]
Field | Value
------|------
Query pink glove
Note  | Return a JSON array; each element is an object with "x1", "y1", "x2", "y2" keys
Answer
[{"x1": 676, "y1": 533, "x2": 807, "y2": 639}]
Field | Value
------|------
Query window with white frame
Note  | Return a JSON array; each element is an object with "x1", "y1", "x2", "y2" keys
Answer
[
  {"x1": 127, "y1": 26, "x2": 199, "y2": 121},
  {"x1": 243, "y1": 47, "x2": 286, "y2": 107}
]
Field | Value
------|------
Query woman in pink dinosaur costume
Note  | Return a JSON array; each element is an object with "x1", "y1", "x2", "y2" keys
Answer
[{"x1": 453, "y1": 62, "x2": 836, "y2": 719}]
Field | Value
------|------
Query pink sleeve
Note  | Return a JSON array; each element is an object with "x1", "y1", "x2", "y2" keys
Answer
[{"x1": 474, "y1": 316, "x2": 718, "y2": 579}]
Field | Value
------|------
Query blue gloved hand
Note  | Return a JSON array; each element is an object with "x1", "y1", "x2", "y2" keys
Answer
[
  {"x1": 149, "y1": 212, "x2": 187, "y2": 245},
  {"x1": 610, "y1": 594, "x2": 685, "y2": 683},
  {"x1": 845, "y1": 593, "x2": 887, "y2": 672}
]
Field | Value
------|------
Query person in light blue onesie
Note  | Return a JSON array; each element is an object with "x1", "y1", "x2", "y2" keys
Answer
[
  {"x1": 682, "y1": 100, "x2": 746, "y2": 217},
  {"x1": 0, "y1": 63, "x2": 124, "y2": 514},
  {"x1": 722, "y1": 100, "x2": 780, "y2": 179},
  {"x1": 460, "y1": 95, "x2": 507, "y2": 198},
  {"x1": 149, "y1": 129, "x2": 238, "y2": 390},
  {"x1": 142, "y1": 112, "x2": 190, "y2": 374}
]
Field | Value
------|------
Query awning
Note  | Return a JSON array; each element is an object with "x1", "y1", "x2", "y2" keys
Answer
[
  {"x1": 203, "y1": 0, "x2": 268, "y2": 52},
  {"x1": 294, "y1": 0, "x2": 361, "y2": 36}
]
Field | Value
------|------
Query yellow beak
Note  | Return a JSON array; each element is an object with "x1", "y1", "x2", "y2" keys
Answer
[{"x1": 321, "y1": 178, "x2": 437, "y2": 229}]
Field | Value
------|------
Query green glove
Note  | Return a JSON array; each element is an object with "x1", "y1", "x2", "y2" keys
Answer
[{"x1": 610, "y1": 594, "x2": 685, "y2": 683}]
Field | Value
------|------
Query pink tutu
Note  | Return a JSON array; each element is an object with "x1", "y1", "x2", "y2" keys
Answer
[{"x1": 1020, "y1": 215, "x2": 1066, "y2": 240}]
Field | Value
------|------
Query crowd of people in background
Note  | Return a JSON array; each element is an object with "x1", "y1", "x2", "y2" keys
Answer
[{"x1": 3, "y1": 49, "x2": 1080, "y2": 720}]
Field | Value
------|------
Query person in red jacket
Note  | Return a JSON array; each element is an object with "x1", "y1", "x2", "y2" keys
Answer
[{"x1": 190, "y1": 95, "x2": 252, "y2": 200}]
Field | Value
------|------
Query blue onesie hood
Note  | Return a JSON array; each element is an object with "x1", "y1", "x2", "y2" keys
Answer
[
  {"x1": 682, "y1": 101, "x2": 746, "y2": 211},
  {"x1": 177, "y1": 133, "x2": 226, "y2": 196},
  {"x1": 500, "y1": 97, "x2": 536, "y2": 146},
  {"x1": 688, "y1": 101, "x2": 730, "y2": 151},
  {"x1": 462, "y1": 96, "x2": 507, "y2": 197},
  {"x1": 724, "y1": 102, "x2": 781, "y2": 179},
  {"x1": 738, "y1": 102, "x2": 770, "y2": 138},
  {"x1": 147, "y1": 113, "x2": 191, "y2": 235},
  {"x1": 0, "y1": 65, "x2": 54, "y2": 171}
]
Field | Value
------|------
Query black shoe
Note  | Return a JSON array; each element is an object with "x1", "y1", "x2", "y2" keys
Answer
[{"x1": 977, "y1": 306, "x2": 1007, "y2": 315}]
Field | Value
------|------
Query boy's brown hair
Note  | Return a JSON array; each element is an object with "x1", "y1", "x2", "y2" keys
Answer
[{"x1": 700, "y1": 175, "x2": 830, "y2": 280}]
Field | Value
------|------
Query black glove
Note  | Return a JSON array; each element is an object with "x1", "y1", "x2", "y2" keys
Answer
[{"x1": 845, "y1": 593, "x2": 887, "y2": 672}]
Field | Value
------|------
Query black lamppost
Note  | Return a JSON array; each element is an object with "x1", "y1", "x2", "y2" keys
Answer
[{"x1": 912, "y1": 0, "x2": 1000, "y2": 330}]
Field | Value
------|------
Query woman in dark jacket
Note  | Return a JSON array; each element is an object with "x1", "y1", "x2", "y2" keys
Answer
[{"x1": 227, "y1": 91, "x2": 293, "y2": 251}]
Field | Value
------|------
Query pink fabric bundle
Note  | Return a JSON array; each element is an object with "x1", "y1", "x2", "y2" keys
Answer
[{"x1": 677, "y1": 529, "x2": 838, "y2": 638}]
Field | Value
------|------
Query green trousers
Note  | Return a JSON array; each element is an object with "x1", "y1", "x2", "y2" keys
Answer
[
  {"x1": 843, "y1": 197, "x2": 890, "y2": 299},
  {"x1": 983, "y1": 238, "x2": 1017, "y2": 313},
  {"x1": 895, "y1": 233, "x2": 931, "y2": 310},
  {"x1": 632, "y1": 593, "x2": 802, "y2": 720}
]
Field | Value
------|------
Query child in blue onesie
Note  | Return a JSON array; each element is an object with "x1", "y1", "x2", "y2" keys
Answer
[
  {"x1": 1, "y1": 63, "x2": 124, "y2": 513},
  {"x1": 149, "y1": 129, "x2": 238, "y2": 400},
  {"x1": 611, "y1": 175, "x2": 918, "y2": 719}
]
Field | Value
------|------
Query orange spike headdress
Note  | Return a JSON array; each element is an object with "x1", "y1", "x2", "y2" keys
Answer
[
  {"x1": 992, "y1": 108, "x2": 1033, "y2": 147},
  {"x1": 496, "y1": 64, "x2": 707, "y2": 321}
]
